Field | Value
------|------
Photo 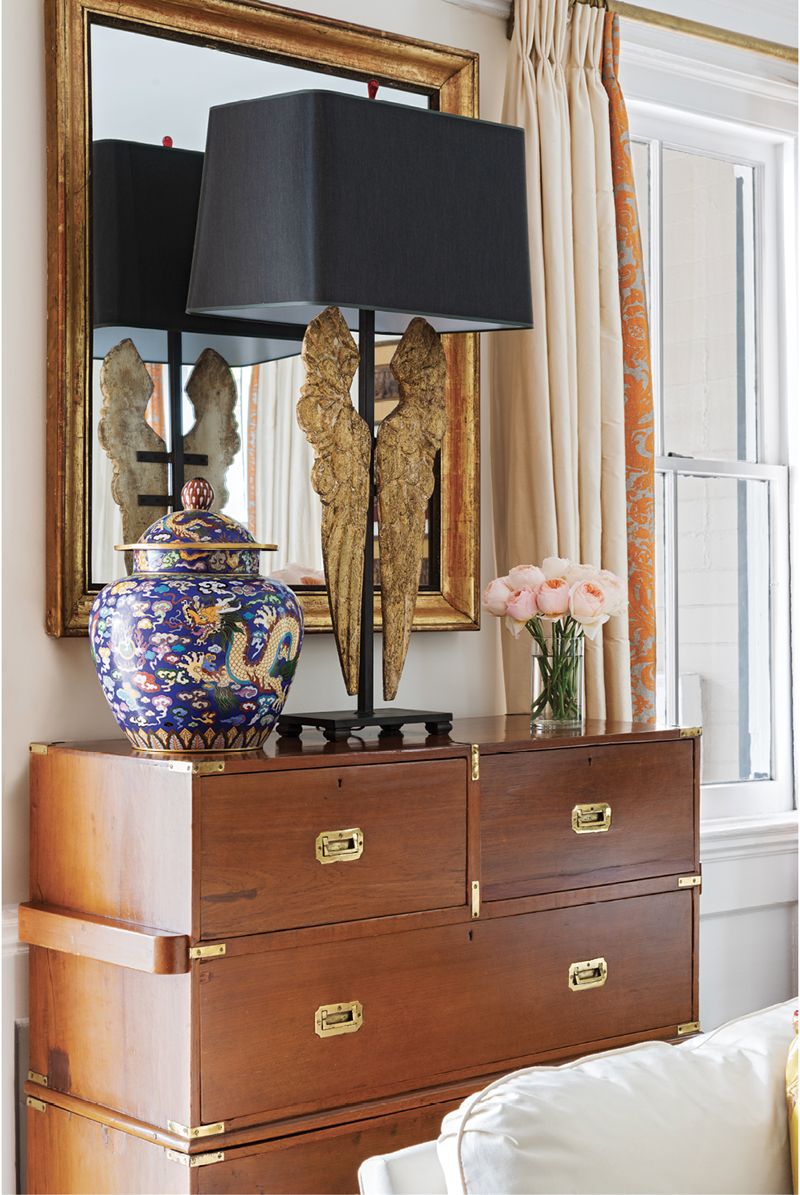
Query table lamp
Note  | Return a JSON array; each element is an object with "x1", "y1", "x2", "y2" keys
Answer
[{"x1": 187, "y1": 89, "x2": 532, "y2": 739}]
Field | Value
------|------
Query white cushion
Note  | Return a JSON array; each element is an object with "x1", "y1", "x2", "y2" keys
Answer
[
  {"x1": 437, "y1": 1000, "x2": 796, "y2": 1195},
  {"x1": 359, "y1": 1142, "x2": 447, "y2": 1195}
]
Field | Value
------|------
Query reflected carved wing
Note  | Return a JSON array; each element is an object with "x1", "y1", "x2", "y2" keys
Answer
[
  {"x1": 376, "y1": 318, "x2": 447, "y2": 701},
  {"x1": 184, "y1": 348, "x2": 241, "y2": 510},
  {"x1": 98, "y1": 338, "x2": 168, "y2": 565},
  {"x1": 297, "y1": 307, "x2": 372, "y2": 696}
]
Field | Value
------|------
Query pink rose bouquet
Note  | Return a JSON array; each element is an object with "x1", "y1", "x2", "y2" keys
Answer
[{"x1": 482, "y1": 558, "x2": 627, "y2": 727}]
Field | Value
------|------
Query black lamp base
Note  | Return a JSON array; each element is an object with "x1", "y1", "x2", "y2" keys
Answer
[{"x1": 276, "y1": 708, "x2": 453, "y2": 743}]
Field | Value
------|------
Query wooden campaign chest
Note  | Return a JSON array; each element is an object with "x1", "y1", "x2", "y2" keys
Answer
[{"x1": 21, "y1": 718, "x2": 701, "y2": 1193}]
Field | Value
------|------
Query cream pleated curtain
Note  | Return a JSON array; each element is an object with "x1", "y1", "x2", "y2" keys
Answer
[
  {"x1": 492, "y1": 0, "x2": 632, "y2": 721},
  {"x1": 249, "y1": 356, "x2": 323, "y2": 572}
]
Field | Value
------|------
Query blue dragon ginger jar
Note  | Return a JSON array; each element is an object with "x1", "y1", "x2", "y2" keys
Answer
[{"x1": 89, "y1": 478, "x2": 303, "y2": 753}]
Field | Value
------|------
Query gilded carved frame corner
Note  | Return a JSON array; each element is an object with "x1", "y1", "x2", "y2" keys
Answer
[{"x1": 44, "y1": 0, "x2": 481, "y2": 636}]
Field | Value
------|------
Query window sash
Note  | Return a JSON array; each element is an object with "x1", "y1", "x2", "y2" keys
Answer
[{"x1": 629, "y1": 102, "x2": 794, "y2": 815}]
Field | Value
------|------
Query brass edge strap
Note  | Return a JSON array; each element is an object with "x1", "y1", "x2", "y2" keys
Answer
[
  {"x1": 506, "y1": 0, "x2": 798, "y2": 61},
  {"x1": 165, "y1": 1149, "x2": 225, "y2": 1168}
]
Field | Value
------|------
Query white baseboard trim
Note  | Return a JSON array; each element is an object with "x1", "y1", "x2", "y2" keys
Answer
[
  {"x1": 700, "y1": 811, "x2": 798, "y2": 863},
  {"x1": 2, "y1": 905, "x2": 23, "y2": 961}
]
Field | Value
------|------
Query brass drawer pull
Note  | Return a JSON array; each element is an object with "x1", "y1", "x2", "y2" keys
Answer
[
  {"x1": 568, "y1": 956, "x2": 608, "y2": 991},
  {"x1": 315, "y1": 1001, "x2": 363, "y2": 1038},
  {"x1": 571, "y1": 803, "x2": 612, "y2": 834},
  {"x1": 315, "y1": 827, "x2": 364, "y2": 865}
]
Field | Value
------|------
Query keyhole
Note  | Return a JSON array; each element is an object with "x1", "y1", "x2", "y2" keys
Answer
[{"x1": 337, "y1": 777, "x2": 343, "y2": 789}]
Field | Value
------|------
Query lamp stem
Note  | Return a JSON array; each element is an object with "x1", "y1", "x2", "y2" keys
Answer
[
  {"x1": 356, "y1": 308, "x2": 376, "y2": 717},
  {"x1": 168, "y1": 329, "x2": 185, "y2": 508}
]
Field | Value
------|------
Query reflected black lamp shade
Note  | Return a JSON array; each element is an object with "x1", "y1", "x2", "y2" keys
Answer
[
  {"x1": 187, "y1": 91, "x2": 533, "y2": 335},
  {"x1": 92, "y1": 139, "x2": 301, "y2": 365}
]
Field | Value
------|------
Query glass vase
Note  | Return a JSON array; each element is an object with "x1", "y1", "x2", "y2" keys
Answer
[{"x1": 530, "y1": 628, "x2": 584, "y2": 732}]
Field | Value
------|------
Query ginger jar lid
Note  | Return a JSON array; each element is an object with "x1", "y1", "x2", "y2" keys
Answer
[{"x1": 117, "y1": 478, "x2": 277, "y2": 575}]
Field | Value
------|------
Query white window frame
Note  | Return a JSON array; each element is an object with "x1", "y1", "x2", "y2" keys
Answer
[{"x1": 621, "y1": 34, "x2": 797, "y2": 820}]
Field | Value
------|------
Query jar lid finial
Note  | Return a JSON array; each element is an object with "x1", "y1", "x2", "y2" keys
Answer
[{"x1": 181, "y1": 477, "x2": 214, "y2": 511}]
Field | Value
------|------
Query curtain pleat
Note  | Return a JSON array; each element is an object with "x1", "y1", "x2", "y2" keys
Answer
[
  {"x1": 492, "y1": 0, "x2": 633, "y2": 721},
  {"x1": 249, "y1": 355, "x2": 322, "y2": 571},
  {"x1": 602, "y1": 12, "x2": 657, "y2": 723}
]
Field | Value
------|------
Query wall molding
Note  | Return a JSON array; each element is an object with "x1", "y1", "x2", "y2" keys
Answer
[
  {"x1": 442, "y1": 0, "x2": 510, "y2": 18},
  {"x1": 700, "y1": 812, "x2": 798, "y2": 863}
]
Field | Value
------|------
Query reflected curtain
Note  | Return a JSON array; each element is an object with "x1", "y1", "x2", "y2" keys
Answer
[
  {"x1": 492, "y1": 0, "x2": 650, "y2": 722},
  {"x1": 602, "y1": 12, "x2": 657, "y2": 723},
  {"x1": 247, "y1": 356, "x2": 322, "y2": 571}
]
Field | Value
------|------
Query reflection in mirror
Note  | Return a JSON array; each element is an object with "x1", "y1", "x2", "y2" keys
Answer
[
  {"x1": 91, "y1": 339, "x2": 437, "y2": 591},
  {"x1": 88, "y1": 22, "x2": 431, "y2": 590}
]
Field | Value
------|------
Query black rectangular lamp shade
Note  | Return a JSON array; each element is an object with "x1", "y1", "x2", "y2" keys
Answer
[
  {"x1": 92, "y1": 139, "x2": 303, "y2": 366},
  {"x1": 187, "y1": 91, "x2": 533, "y2": 334}
]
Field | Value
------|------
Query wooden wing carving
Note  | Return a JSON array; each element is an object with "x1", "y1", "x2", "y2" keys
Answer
[
  {"x1": 97, "y1": 338, "x2": 168, "y2": 563},
  {"x1": 296, "y1": 307, "x2": 372, "y2": 696},
  {"x1": 376, "y1": 318, "x2": 447, "y2": 701},
  {"x1": 183, "y1": 347, "x2": 241, "y2": 510}
]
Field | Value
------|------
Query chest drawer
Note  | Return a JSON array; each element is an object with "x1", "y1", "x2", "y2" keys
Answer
[
  {"x1": 199, "y1": 758, "x2": 467, "y2": 937},
  {"x1": 480, "y1": 740, "x2": 696, "y2": 900},
  {"x1": 198, "y1": 888, "x2": 694, "y2": 1125}
]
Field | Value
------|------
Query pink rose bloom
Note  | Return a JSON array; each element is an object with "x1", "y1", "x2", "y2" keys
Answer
[
  {"x1": 506, "y1": 564, "x2": 545, "y2": 592},
  {"x1": 597, "y1": 569, "x2": 627, "y2": 617},
  {"x1": 566, "y1": 561, "x2": 600, "y2": 586},
  {"x1": 506, "y1": 588, "x2": 540, "y2": 624},
  {"x1": 482, "y1": 576, "x2": 514, "y2": 616},
  {"x1": 569, "y1": 580, "x2": 609, "y2": 639},
  {"x1": 542, "y1": 556, "x2": 571, "y2": 580},
  {"x1": 536, "y1": 578, "x2": 570, "y2": 617}
]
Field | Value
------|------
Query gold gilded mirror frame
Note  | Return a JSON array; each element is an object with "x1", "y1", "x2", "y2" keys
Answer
[{"x1": 45, "y1": 0, "x2": 480, "y2": 637}]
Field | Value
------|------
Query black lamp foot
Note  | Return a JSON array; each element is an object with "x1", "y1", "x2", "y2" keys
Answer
[{"x1": 276, "y1": 708, "x2": 453, "y2": 742}]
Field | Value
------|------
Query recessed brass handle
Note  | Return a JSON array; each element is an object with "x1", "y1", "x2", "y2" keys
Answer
[
  {"x1": 568, "y1": 956, "x2": 608, "y2": 991},
  {"x1": 571, "y1": 803, "x2": 612, "y2": 834},
  {"x1": 315, "y1": 1001, "x2": 363, "y2": 1038},
  {"x1": 315, "y1": 827, "x2": 364, "y2": 864}
]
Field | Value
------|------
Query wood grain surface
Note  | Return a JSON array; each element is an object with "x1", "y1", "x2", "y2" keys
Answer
[
  {"x1": 19, "y1": 903, "x2": 189, "y2": 974},
  {"x1": 480, "y1": 739, "x2": 696, "y2": 900},
  {"x1": 200, "y1": 758, "x2": 468, "y2": 937},
  {"x1": 198, "y1": 890, "x2": 693, "y2": 1125},
  {"x1": 28, "y1": 947, "x2": 194, "y2": 1129}
]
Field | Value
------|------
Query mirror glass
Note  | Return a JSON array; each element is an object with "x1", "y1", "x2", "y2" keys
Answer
[{"x1": 89, "y1": 24, "x2": 434, "y2": 591}]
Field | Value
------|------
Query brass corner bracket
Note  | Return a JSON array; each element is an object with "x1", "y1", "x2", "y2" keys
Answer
[
  {"x1": 167, "y1": 760, "x2": 226, "y2": 776},
  {"x1": 679, "y1": 726, "x2": 702, "y2": 739},
  {"x1": 168, "y1": 1119, "x2": 225, "y2": 1140},
  {"x1": 470, "y1": 744, "x2": 480, "y2": 781},
  {"x1": 165, "y1": 1149, "x2": 224, "y2": 1168}
]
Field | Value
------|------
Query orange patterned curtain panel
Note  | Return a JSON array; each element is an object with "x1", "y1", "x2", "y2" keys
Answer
[{"x1": 602, "y1": 13, "x2": 657, "y2": 724}]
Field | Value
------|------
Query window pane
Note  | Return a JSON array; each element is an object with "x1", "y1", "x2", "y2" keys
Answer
[
  {"x1": 630, "y1": 139, "x2": 651, "y2": 313},
  {"x1": 662, "y1": 150, "x2": 757, "y2": 462},
  {"x1": 677, "y1": 474, "x2": 771, "y2": 783}
]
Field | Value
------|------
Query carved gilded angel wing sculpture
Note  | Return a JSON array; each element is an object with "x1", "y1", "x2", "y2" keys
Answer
[
  {"x1": 376, "y1": 317, "x2": 447, "y2": 701},
  {"x1": 183, "y1": 348, "x2": 241, "y2": 511},
  {"x1": 296, "y1": 307, "x2": 372, "y2": 695},
  {"x1": 97, "y1": 338, "x2": 168, "y2": 567}
]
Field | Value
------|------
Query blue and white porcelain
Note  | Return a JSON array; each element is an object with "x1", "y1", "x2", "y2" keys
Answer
[{"x1": 89, "y1": 478, "x2": 303, "y2": 753}]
